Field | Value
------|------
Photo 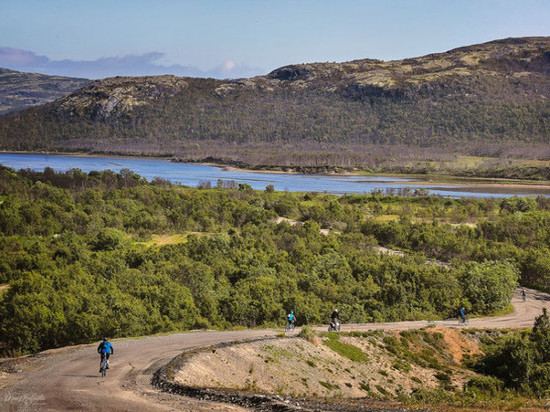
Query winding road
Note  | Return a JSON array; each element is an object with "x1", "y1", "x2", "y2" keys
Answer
[{"x1": 1, "y1": 287, "x2": 549, "y2": 411}]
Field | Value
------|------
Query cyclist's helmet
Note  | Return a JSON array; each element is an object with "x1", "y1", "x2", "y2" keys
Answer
[
  {"x1": 334, "y1": 309, "x2": 338, "y2": 313},
  {"x1": 291, "y1": 310, "x2": 294, "y2": 314},
  {"x1": 103, "y1": 337, "x2": 108, "y2": 342}
]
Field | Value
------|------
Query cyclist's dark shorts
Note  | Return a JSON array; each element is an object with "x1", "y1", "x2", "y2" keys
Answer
[{"x1": 100, "y1": 353, "x2": 111, "y2": 361}]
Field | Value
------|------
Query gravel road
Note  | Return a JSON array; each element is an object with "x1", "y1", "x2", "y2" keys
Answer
[{"x1": 1, "y1": 287, "x2": 548, "y2": 411}]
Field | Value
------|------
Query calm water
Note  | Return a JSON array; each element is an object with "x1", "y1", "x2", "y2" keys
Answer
[{"x1": 0, "y1": 153, "x2": 547, "y2": 198}]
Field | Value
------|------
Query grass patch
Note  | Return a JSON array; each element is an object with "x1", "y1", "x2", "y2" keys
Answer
[
  {"x1": 434, "y1": 371, "x2": 451, "y2": 382},
  {"x1": 323, "y1": 337, "x2": 369, "y2": 362},
  {"x1": 324, "y1": 331, "x2": 341, "y2": 340},
  {"x1": 375, "y1": 385, "x2": 390, "y2": 397},
  {"x1": 139, "y1": 232, "x2": 214, "y2": 247},
  {"x1": 373, "y1": 214, "x2": 400, "y2": 223},
  {"x1": 305, "y1": 359, "x2": 316, "y2": 368},
  {"x1": 393, "y1": 359, "x2": 411, "y2": 372},
  {"x1": 486, "y1": 304, "x2": 514, "y2": 317},
  {"x1": 404, "y1": 386, "x2": 537, "y2": 409},
  {"x1": 319, "y1": 381, "x2": 339, "y2": 390}
]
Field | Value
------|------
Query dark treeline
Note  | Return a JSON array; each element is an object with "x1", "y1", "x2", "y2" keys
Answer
[
  {"x1": 1, "y1": 84, "x2": 548, "y2": 152},
  {"x1": 3, "y1": 166, "x2": 549, "y2": 354}
]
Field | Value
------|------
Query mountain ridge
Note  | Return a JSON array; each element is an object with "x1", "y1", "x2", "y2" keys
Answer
[
  {"x1": 0, "y1": 68, "x2": 90, "y2": 114},
  {"x1": 0, "y1": 37, "x2": 548, "y2": 166}
]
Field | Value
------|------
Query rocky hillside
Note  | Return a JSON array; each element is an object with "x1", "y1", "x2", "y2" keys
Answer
[
  {"x1": 0, "y1": 68, "x2": 89, "y2": 114},
  {"x1": 0, "y1": 37, "x2": 548, "y2": 163}
]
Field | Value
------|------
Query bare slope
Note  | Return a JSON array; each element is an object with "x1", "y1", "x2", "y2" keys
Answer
[
  {"x1": 0, "y1": 37, "x2": 548, "y2": 163},
  {"x1": 174, "y1": 328, "x2": 479, "y2": 399}
]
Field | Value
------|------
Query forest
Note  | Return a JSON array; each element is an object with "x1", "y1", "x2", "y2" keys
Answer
[{"x1": 1, "y1": 166, "x2": 549, "y2": 355}]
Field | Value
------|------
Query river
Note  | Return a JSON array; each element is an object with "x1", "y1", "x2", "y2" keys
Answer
[{"x1": 0, "y1": 153, "x2": 548, "y2": 198}]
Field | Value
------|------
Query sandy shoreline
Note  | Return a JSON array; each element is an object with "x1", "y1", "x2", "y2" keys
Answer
[{"x1": 217, "y1": 163, "x2": 550, "y2": 191}]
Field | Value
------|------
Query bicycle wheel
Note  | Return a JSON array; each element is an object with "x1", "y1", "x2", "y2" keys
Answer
[{"x1": 101, "y1": 359, "x2": 107, "y2": 377}]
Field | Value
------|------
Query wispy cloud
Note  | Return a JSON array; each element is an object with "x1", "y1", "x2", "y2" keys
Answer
[{"x1": 0, "y1": 47, "x2": 263, "y2": 79}]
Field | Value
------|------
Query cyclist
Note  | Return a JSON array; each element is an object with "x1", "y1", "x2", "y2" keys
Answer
[
  {"x1": 459, "y1": 307, "x2": 466, "y2": 324},
  {"x1": 97, "y1": 337, "x2": 114, "y2": 372},
  {"x1": 287, "y1": 311, "x2": 296, "y2": 329},
  {"x1": 522, "y1": 289, "x2": 526, "y2": 302}
]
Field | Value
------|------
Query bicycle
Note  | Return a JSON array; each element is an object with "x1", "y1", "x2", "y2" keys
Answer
[
  {"x1": 458, "y1": 315, "x2": 469, "y2": 326},
  {"x1": 285, "y1": 321, "x2": 295, "y2": 332},
  {"x1": 99, "y1": 355, "x2": 108, "y2": 377},
  {"x1": 328, "y1": 320, "x2": 341, "y2": 332}
]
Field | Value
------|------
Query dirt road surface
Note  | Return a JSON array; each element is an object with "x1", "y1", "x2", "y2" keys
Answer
[{"x1": 1, "y1": 287, "x2": 548, "y2": 411}]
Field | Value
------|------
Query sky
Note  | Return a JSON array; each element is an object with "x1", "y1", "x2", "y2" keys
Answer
[{"x1": 1, "y1": 0, "x2": 549, "y2": 79}]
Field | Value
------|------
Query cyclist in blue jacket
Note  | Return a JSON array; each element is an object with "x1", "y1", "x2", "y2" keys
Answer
[
  {"x1": 459, "y1": 307, "x2": 466, "y2": 323},
  {"x1": 287, "y1": 311, "x2": 296, "y2": 328},
  {"x1": 97, "y1": 337, "x2": 114, "y2": 372}
]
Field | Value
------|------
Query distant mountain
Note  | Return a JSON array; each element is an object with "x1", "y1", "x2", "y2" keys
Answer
[
  {"x1": 0, "y1": 37, "x2": 548, "y2": 166},
  {"x1": 0, "y1": 68, "x2": 90, "y2": 114}
]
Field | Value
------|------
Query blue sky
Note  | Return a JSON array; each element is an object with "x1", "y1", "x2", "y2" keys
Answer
[{"x1": 1, "y1": 0, "x2": 549, "y2": 79}]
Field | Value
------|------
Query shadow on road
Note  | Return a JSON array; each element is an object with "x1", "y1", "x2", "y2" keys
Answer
[{"x1": 62, "y1": 374, "x2": 98, "y2": 378}]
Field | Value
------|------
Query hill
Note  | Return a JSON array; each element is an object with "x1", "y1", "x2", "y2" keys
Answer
[
  {"x1": 0, "y1": 37, "x2": 548, "y2": 167},
  {"x1": 0, "y1": 68, "x2": 90, "y2": 114}
]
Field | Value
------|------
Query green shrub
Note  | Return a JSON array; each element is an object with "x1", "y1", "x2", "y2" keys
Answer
[
  {"x1": 466, "y1": 375, "x2": 504, "y2": 396},
  {"x1": 298, "y1": 325, "x2": 317, "y2": 343}
]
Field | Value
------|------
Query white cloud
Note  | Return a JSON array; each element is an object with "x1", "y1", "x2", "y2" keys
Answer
[{"x1": 0, "y1": 48, "x2": 263, "y2": 79}]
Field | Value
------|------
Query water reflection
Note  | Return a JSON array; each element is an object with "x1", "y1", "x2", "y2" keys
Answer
[{"x1": 0, "y1": 153, "x2": 546, "y2": 199}]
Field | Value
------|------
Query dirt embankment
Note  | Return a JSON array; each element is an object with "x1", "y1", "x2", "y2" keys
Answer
[{"x1": 173, "y1": 328, "x2": 481, "y2": 402}]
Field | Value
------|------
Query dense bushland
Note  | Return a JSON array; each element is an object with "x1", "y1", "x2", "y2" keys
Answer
[
  {"x1": 470, "y1": 309, "x2": 550, "y2": 398},
  {"x1": 2, "y1": 166, "x2": 549, "y2": 354}
]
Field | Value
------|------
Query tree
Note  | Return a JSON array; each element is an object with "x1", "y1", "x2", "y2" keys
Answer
[{"x1": 458, "y1": 260, "x2": 519, "y2": 313}]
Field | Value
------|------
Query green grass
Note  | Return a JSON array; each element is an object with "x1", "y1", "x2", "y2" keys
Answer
[
  {"x1": 305, "y1": 359, "x2": 316, "y2": 368},
  {"x1": 486, "y1": 304, "x2": 514, "y2": 317},
  {"x1": 138, "y1": 232, "x2": 215, "y2": 247},
  {"x1": 372, "y1": 214, "x2": 400, "y2": 222},
  {"x1": 323, "y1": 335, "x2": 369, "y2": 362},
  {"x1": 319, "y1": 381, "x2": 339, "y2": 390},
  {"x1": 375, "y1": 385, "x2": 390, "y2": 396}
]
